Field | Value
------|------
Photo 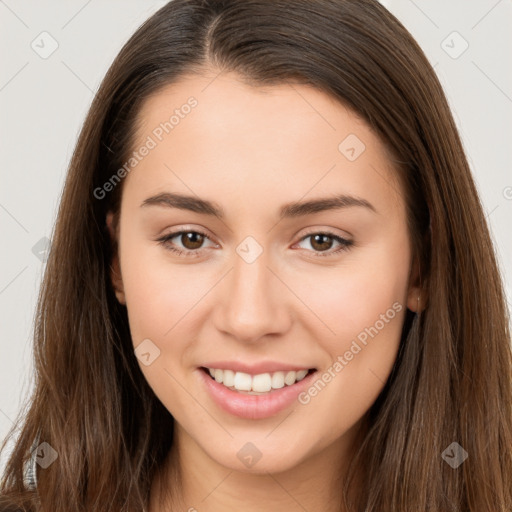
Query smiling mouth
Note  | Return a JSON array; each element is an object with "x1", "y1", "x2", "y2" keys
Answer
[{"x1": 201, "y1": 367, "x2": 317, "y2": 395}]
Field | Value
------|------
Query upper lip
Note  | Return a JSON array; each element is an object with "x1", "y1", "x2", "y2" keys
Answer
[{"x1": 200, "y1": 361, "x2": 316, "y2": 375}]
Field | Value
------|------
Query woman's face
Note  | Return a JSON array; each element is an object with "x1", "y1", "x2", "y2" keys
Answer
[{"x1": 108, "y1": 70, "x2": 420, "y2": 474}]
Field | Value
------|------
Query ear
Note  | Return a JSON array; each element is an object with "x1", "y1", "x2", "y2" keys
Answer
[
  {"x1": 406, "y1": 255, "x2": 426, "y2": 313},
  {"x1": 106, "y1": 211, "x2": 126, "y2": 305}
]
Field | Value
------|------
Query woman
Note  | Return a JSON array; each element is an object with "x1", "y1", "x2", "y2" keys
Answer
[{"x1": 1, "y1": 0, "x2": 511, "y2": 510}]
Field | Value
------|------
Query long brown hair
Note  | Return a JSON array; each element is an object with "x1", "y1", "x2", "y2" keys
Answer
[{"x1": 1, "y1": 1, "x2": 511, "y2": 510}]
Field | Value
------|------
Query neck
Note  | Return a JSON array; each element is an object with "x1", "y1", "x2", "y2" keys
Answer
[{"x1": 149, "y1": 419, "x2": 366, "y2": 512}]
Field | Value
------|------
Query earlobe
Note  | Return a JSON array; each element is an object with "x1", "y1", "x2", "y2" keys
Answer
[
  {"x1": 106, "y1": 211, "x2": 126, "y2": 305},
  {"x1": 406, "y1": 286, "x2": 425, "y2": 313},
  {"x1": 110, "y1": 258, "x2": 126, "y2": 305},
  {"x1": 407, "y1": 256, "x2": 427, "y2": 313}
]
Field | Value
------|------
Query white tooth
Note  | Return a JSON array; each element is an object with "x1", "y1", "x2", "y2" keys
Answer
[
  {"x1": 271, "y1": 371, "x2": 285, "y2": 389},
  {"x1": 211, "y1": 368, "x2": 310, "y2": 392},
  {"x1": 284, "y1": 371, "x2": 297, "y2": 386},
  {"x1": 233, "y1": 371, "x2": 252, "y2": 391},
  {"x1": 296, "y1": 369, "x2": 308, "y2": 381},
  {"x1": 252, "y1": 373, "x2": 272, "y2": 392},
  {"x1": 223, "y1": 369, "x2": 235, "y2": 387}
]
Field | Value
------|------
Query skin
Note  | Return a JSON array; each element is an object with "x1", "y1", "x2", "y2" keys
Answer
[{"x1": 107, "y1": 69, "x2": 423, "y2": 512}]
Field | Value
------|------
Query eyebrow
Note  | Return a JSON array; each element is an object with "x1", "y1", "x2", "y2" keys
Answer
[{"x1": 140, "y1": 192, "x2": 377, "y2": 219}]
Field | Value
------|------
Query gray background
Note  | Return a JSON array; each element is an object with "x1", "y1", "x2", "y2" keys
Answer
[{"x1": 1, "y1": 0, "x2": 511, "y2": 469}]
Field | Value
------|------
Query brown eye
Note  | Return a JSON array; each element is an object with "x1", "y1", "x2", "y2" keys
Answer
[
  {"x1": 157, "y1": 229, "x2": 214, "y2": 257},
  {"x1": 296, "y1": 231, "x2": 353, "y2": 258},
  {"x1": 179, "y1": 232, "x2": 205, "y2": 250},
  {"x1": 309, "y1": 234, "x2": 335, "y2": 252}
]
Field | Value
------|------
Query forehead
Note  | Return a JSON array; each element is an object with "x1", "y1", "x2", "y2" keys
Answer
[
  {"x1": 124, "y1": 71, "x2": 404, "y2": 219},
  {"x1": 136, "y1": 71, "x2": 371, "y2": 149}
]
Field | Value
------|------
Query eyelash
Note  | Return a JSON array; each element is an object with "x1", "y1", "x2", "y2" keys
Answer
[{"x1": 156, "y1": 229, "x2": 353, "y2": 258}]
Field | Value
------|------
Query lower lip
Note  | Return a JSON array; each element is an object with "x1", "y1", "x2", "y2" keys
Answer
[{"x1": 197, "y1": 368, "x2": 317, "y2": 420}]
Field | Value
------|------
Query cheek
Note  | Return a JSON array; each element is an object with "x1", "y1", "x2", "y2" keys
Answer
[
  {"x1": 290, "y1": 238, "x2": 409, "y2": 415},
  {"x1": 118, "y1": 231, "x2": 208, "y2": 344},
  {"x1": 289, "y1": 237, "x2": 410, "y2": 349},
  {"x1": 123, "y1": 267, "x2": 216, "y2": 348},
  {"x1": 292, "y1": 237, "x2": 410, "y2": 426},
  {"x1": 119, "y1": 241, "x2": 214, "y2": 408}
]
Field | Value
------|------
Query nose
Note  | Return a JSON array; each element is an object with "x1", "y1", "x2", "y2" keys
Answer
[{"x1": 212, "y1": 247, "x2": 292, "y2": 344}]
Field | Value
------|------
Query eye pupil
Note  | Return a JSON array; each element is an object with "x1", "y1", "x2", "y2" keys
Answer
[
  {"x1": 182, "y1": 232, "x2": 204, "y2": 249},
  {"x1": 311, "y1": 234, "x2": 333, "y2": 251}
]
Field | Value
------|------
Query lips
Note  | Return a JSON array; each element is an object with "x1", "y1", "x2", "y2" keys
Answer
[{"x1": 197, "y1": 364, "x2": 318, "y2": 419}]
